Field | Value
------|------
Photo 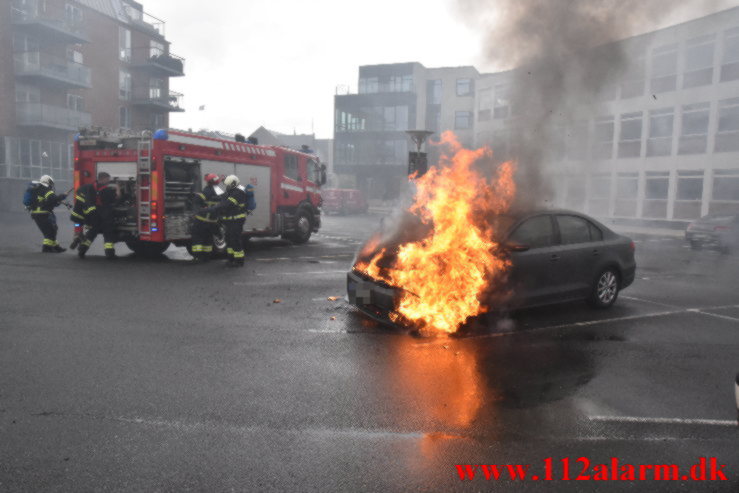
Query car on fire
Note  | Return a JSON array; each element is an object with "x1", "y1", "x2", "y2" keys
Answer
[
  {"x1": 347, "y1": 209, "x2": 636, "y2": 326},
  {"x1": 685, "y1": 213, "x2": 739, "y2": 253}
]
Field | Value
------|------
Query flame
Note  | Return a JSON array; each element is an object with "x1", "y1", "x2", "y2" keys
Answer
[{"x1": 356, "y1": 131, "x2": 516, "y2": 334}]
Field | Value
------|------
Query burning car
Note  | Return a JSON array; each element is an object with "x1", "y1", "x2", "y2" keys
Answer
[
  {"x1": 348, "y1": 209, "x2": 636, "y2": 331},
  {"x1": 346, "y1": 131, "x2": 635, "y2": 335}
]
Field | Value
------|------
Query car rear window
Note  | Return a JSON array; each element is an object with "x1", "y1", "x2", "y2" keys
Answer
[{"x1": 509, "y1": 215, "x2": 554, "y2": 248}]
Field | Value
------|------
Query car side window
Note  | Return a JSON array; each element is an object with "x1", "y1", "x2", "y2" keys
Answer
[
  {"x1": 588, "y1": 222, "x2": 603, "y2": 241},
  {"x1": 557, "y1": 215, "x2": 592, "y2": 244},
  {"x1": 509, "y1": 215, "x2": 554, "y2": 248}
]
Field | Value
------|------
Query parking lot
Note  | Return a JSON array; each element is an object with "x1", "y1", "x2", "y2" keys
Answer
[{"x1": 0, "y1": 211, "x2": 737, "y2": 491}]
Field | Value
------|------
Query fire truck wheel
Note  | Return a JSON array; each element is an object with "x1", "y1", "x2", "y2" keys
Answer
[
  {"x1": 290, "y1": 209, "x2": 313, "y2": 244},
  {"x1": 126, "y1": 240, "x2": 170, "y2": 257}
]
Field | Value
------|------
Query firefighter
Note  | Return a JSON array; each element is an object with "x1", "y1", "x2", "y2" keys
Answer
[
  {"x1": 76, "y1": 172, "x2": 120, "y2": 259},
  {"x1": 210, "y1": 175, "x2": 248, "y2": 267},
  {"x1": 189, "y1": 173, "x2": 223, "y2": 262},
  {"x1": 30, "y1": 175, "x2": 67, "y2": 253}
]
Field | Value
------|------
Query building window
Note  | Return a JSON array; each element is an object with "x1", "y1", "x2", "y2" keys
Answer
[
  {"x1": 427, "y1": 79, "x2": 442, "y2": 104},
  {"x1": 679, "y1": 102, "x2": 709, "y2": 154},
  {"x1": 593, "y1": 116, "x2": 614, "y2": 159},
  {"x1": 383, "y1": 106, "x2": 408, "y2": 131},
  {"x1": 721, "y1": 27, "x2": 739, "y2": 82},
  {"x1": 456, "y1": 78, "x2": 472, "y2": 96},
  {"x1": 65, "y1": 3, "x2": 83, "y2": 22},
  {"x1": 66, "y1": 94, "x2": 84, "y2": 112},
  {"x1": 150, "y1": 40, "x2": 164, "y2": 58},
  {"x1": 620, "y1": 54, "x2": 645, "y2": 98},
  {"x1": 358, "y1": 77, "x2": 378, "y2": 94},
  {"x1": 15, "y1": 84, "x2": 40, "y2": 103},
  {"x1": 643, "y1": 171, "x2": 669, "y2": 218},
  {"x1": 493, "y1": 84, "x2": 510, "y2": 119},
  {"x1": 118, "y1": 27, "x2": 131, "y2": 62},
  {"x1": 650, "y1": 44, "x2": 678, "y2": 94},
  {"x1": 389, "y1": 75, "x2": 413, "y2": 92},
  {"x1": 647, "y1": 107, "x2": 673, "y2": 157},
  {"x1": 119, "y1": 106, "x2": 130, "y2": 129},
  {"x1": 614, "y1": 172, "x2": 639, "y2": 217},
  {"x1": 715, "y1": 97, "x2": 739, "y2": 152},
  {"x1": 588, "y1": 174, "x2": 611, "y2": 216},
  {"x1": 618, "y1": 111, "x2": 643, "y2": 158},
  {"x1": 683, "y1": 34, "x2": 715, "y2": 88},
  {"x1": 711, "y1": 169, "x2": 739, "y2": 214},
  {"x1": 149, "y1": 78, "x2": 165, "y2": 99},
  {"x1": 335, "y1": 109, "x2": 365, "y2": 132},
  {"x1": 119, "y1": 70, "x2": 131, "y2": 100},
  {"x1": 454, "y1": 111, "x2": 472, "y2": 129},
  {"x1": 152, "y1": 113, "x2": 166, "y2": 130},
  {"x1": 674, "y1": 170, "x2": 704, "y2": 219}
]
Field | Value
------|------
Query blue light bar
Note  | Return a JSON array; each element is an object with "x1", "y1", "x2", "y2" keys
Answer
[{"x1": 153, "y1": 129, "x2": 169, "y2": 140}]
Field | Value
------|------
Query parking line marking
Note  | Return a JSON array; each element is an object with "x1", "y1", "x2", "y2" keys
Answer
[
  {"x1": 589, "y1": 415, "x2": 736, "y2": 427},
  {"x1": 692, "y1": 310, "x2": 739, "y2": 323},
  {"x1": 621, "y1": 296, "x2": 680, "y2": 309},
  {"x1": 256, "y1": 270, "x2": 347, "y2": 277}
]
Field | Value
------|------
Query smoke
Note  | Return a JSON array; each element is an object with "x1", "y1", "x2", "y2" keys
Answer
[{"x1": 456, "y1": 0, "x2": 733, "y2": 207}]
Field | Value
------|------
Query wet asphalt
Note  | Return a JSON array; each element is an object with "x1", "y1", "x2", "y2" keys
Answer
[{"x1": 0, "y1": 211, "x2": 737, "y2": 492}]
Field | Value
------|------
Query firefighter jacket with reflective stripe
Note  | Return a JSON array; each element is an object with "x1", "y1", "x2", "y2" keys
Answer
[
  {"x1": 214, "y1": 186, "x2": 248, "y2": 221},
  {"x1": 192, "y1": 184, "x2": 222, "y2": 223},
  {"x1": 72, "y1": 182, "x2": 116, "y2": 221},
  {"x1": 31, "y1": 185, "x2": 64, "y2": 215}
]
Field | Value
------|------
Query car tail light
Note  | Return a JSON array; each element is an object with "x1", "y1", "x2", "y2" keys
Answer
[
  {"x1": 629, "y1": 241, "x2": 635, "y2": 252},
  {"x1": 151, "y1": 201, "x2": 158, "y2": 221},
  {"x1": 714, "y1": 225, "x2": 730, "y2": 231}
]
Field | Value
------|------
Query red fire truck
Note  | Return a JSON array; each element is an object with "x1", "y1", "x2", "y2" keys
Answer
[{"x1": 73, "y1": 128, "x2": 326, "y2": 256}]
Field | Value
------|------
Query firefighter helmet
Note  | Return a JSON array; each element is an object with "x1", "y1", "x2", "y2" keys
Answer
[
  {"x1": 224, "y1": 175, "x2": 240, "y2": 189},
  {"x1": 39, "y1": 175, "x2": 54, "y2": 188},
  {"x1": 204, "y1": 173, "x2": 221, "y2": 185}
]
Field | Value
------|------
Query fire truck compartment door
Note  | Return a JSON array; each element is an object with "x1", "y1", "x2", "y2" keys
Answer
[
  {"x1": 96, "y1": 162, "x2": 136, "y2": 180},
  {"x1": 234, "y1": 164, "x2": 270, "y2": 231}
]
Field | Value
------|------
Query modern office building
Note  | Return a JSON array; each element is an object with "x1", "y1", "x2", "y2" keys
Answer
[
  {"x1": 0, "y1": 0, "x2": 184, "y2": 209},
  {"x1": 336, "y1": 6, "x2": 739, "y2": 224},
  {"x1": 333, "y1": 62, "x2": 478, "y2": 199}
]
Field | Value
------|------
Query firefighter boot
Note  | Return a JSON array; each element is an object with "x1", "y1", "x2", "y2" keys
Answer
[
  {"x1": 105, "y1": 243, "x2": 117, "y2": 260},
  {"x1": 77, "y1": 240, "x2": 90, "y2": 259},
  {"x1": 42, "y1": 238, "x2": 54, "y2": 252},
  {"x1": 69, "y1": 235, "x2": 81, "y2": 250},
  {"x1": 52, "y1": 243, "x2": 66, "y2": 253}
]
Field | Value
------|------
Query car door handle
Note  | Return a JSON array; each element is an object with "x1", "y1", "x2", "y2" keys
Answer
[{"x1": 549, "y1": 254, "x2": 560, "y2": 261}]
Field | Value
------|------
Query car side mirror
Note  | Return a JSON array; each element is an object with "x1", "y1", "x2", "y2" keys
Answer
[{"x1": 505, "y1": 241, "x2": 530, "y2": 252}]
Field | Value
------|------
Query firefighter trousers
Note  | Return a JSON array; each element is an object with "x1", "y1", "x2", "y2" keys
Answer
[
  {"x1": 80, "y1": 212, "x2": 116, "y2": 258},
  {"x1": 191, "y1": 219, "x2": 217, "y2": 259},
  {"x1": 32, "y1": 213, "x2": 59, "y2": 249},
  {"x1": 224, "y1": 219, "x2": 245, "y2": 265}
]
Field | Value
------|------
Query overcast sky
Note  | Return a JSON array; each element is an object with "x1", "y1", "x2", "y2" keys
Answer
[
  {"x1": 144, "y1": 0, "x2": 481, "y2": 139},
  {"x1": 144, "y1": 0, "x2": 737, "y2": 140}
]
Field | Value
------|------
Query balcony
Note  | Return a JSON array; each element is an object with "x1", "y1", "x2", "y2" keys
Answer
[
  {"x1": 14, "y1": 52, "x2": 91, "y2": 88},
  {"x1": 131, "y1": 48, "x2": 185, "y2": 77},
  {"x1": 16, "y1": 103, "x2": 91, "y2": 131},
  {"x1": 122, "y1": 4, "x2": 166, "y2": 37},
  {"x1": 132, "y1": 89, "x2": 184, "y2": 112},
  {"x1": 11, "y1": 1, "x2": 89, "y2": 44}
]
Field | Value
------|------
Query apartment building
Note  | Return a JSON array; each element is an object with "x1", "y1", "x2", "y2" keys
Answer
[{"x1": 0, "y1": 0, "x2": 184, "y2": 209}]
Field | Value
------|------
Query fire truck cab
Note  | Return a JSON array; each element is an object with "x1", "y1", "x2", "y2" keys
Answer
[{"x1": 73, "y1": 128, "x2": 326, "y2": 256}]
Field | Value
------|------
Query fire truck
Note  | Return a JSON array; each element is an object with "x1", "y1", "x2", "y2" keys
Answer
[{"x1": 73, "y1": 128, "x2": 326, "y2": 256}]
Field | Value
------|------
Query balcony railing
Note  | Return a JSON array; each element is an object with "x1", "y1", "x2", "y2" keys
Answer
[
  {"x1": 131, "y1": 48, "x2": 185, "y2": 77},
  {"x1": 14, "y1": 51, "x2": 91, "y2": 88},
  {"x1": 122, "y1": 4, "x2": 165, "y2": 36},
  {"x1": 16, "y1": 103, "x2": 91, "y2": 131},
  {"x1": 10, "y1": 0, "x2": 89, "y2": 43},
  {"x1": 132, "y1": 89, "x2": 184, "y2": 112}
]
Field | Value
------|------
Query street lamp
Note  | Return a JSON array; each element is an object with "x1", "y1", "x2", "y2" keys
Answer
[{"x1": 405, "y1": 130, "x2": 434, "y2": 177}]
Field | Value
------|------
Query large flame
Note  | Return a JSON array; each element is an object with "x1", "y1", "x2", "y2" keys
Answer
[{"x1": 356, "y1": 132, "x2": 516, "y2": 334}]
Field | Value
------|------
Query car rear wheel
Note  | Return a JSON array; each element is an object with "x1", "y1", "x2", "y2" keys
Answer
[{"x1": 588, "y1": 268, "x2": 619, "y2": 308}]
